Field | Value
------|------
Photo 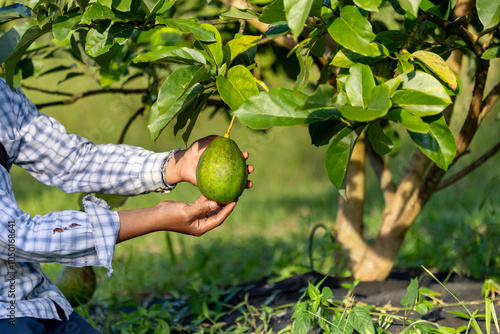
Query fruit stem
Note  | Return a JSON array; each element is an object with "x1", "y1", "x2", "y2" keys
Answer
[{"x1": 224, "y1": 116, "x2": 236, "y2": 138}]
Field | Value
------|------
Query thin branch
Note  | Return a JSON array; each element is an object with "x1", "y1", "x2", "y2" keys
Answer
[
  {"x1": 437, "y1": 141, "x2": 500, "y2": 191},
  {"x1": 118, "y1": 107, "x2": 146, "y2": 144},
  {"x1": 478, "y1": 21, "x2": 500, "y2": 38},
  {"x1": 408, "y1": 9, "x2": 482, "y2": 56},
  {"x1": 22, "y1": 85, "x2": 73, "y2": 97},
  {"x1": 479, "y1": 81, "x2": 500, "y2": 122},
  {"x1": 238, "y1": 19, "x2": 246, "y2": 34},
  {"x1": 27, "y1": 88, "x2": 149, "y2": 109}
]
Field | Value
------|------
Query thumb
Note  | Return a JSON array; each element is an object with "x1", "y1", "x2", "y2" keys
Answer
[{"x1": 187, "y1": 200, "x2": 219, "y2": 217}]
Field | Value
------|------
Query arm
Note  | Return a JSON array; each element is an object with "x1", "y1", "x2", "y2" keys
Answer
[
  {"x1": 0, "y1": 79, "x2": 173, "y2": 195},
  {"x1": 116, "y1": 197, "x2": 236, "y2": 242}
]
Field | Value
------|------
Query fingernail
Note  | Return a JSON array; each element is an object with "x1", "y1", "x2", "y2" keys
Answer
[{"x1": 209, "y1": 202, "x2": 218, "y2": 210}]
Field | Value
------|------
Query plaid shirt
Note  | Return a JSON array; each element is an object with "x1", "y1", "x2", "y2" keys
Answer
[{"x1": 0, "y1": 78, "x2": 176, "y2": 321}]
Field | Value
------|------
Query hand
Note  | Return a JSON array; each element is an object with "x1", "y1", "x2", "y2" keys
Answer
[
  {"x1": 154, "y1": 196, "x2": 236, "y2": 236},
  {"x1": 116, "y1": 196, "x2": 236, "y2": 242},
  {"x1": 164, "y1": 135, "x2": 254, "y2": 187}
]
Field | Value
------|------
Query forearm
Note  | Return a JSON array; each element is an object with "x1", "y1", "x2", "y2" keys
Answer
[
  {"x1": 116, "y1": 198, "x2": 237, "y2": 243},
  {"x1": 116, "y1": 207, "x2": 161, "y2": 243}
]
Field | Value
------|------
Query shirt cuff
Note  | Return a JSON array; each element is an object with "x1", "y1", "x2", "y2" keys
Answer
[
  {"x1": 141, "y1": 149, "x2": 180, "y2": 193},
  {"x1": 83, "y1": 194, "x2": 120, "y2": 276}
]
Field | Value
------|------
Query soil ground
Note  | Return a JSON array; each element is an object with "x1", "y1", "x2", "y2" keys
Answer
[
  {"x1": 217, "y1": 270, "x2": 498, "y2": 333},
  {"x1": 111, "y1": 269, "x2": 499, "y2": 333}
]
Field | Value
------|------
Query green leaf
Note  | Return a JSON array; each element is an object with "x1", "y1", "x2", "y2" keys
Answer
[
  {"x1": 259, "y1": 0, "x2": 286, "y2": 24},
  {"x1": 416, "y1": 302, "x2": 429, "y2": 314},
  {"x1": 149, "y1": 83, "x2": 204, "y2": 142},
  {"x1": 216, "y1": 65, "x2": 259, "y2": 111},
  {"x1": 322, "y1": 286, "x2": 334, "y2": 300},
  {"x1": 265, "y1": 21, "x2": 290, "y2": 38},
  {"x1": 367, "y1": 121, "x2": 394, "y2": 155},
  {"x1": 141, "y1": 0, "x2": 174, "y2": 19},
  {"x1": 392, "y1": 90, "x2": 450, "y2": 116},
  {"x1": 108, "y1": 0, "x2": 132, "y2": 11},
  {"x1": 303, "y1": 84, "x2": 336, "y2": 109},
  {"x1": 400, "y1": 278, "x2": 419, "y2": 308},
  {"x1": 412, "y1": 50, "x2": 458, "y2": 92},
  {"x1": 399, "y1": 0, "x2": 422, "y2": 17},
  {"x1": 340, "y1": 85, "x2": 391, "y2": 122},
  {"x1": 0, "y1": 20, "x2": 36, "y2": 65},
  {"x1": 482, "y1": 43, "x2": 500, "y2": 59},
  {"x1": 174, "y1": 91, "x2": 211, "y2": 145},
  {"x1": 85, "y1": 21, "x2": 134, "y2": 57},
  {"x1": 53, "y1": 13, "x2": 83, "y2": 42},
  {"x1": 233, "y1": 88, "x2": 339, "y2": 129},
  {"x1": 309, "y1": 117, "x2": 346, "y2": 146},
  {"x1": 325, "y1": 126, "x2": 364, "y2": 200},
  {"x1": 327, "y1": 6, "x2": 378, "y2": 57},
  {"x1": 386, "y1": 108, "x2": 430, "y2": 133},
  {"x1": 332, "y1": 316, "x2": 355, "y2": 334},
  {"x1": 148, "y1": 65, "x2": 211, "y2": 140},
  {"x1": 0, "y1": 4, "x2": 31, "y2": 25},
  {"x1": 294, "y1": 47, "x2": 314, "y2": 90},
  {"x1": 293, "y1": 312, "x2": 311, "y2": 333},
  {"x1": 346, "y1": 64, "x2": 375, "y2": 108},
  {"x1": 382, "y1": 77, "x2": 401, "y2": 95},
  {"x1": 477, "y1": 0, "x2": 500, "y2": 29},
  {"x1": 392, "y1": 71, "x2": 452, "y2": 116},
  {"x1": 223, "y1": 34, "x2": 262, "y2": 66},
  {"x1": 81, "y1": 2, "x2": 117, "y2": 24},
  {"x1": 353, "y1": 0, "x2": 383, "y2": 12},
  {"x1": 219, "y1": 7, "x2": 260, "y2": 21},
  {"x1": 284, "y1": 0, "x2": 314, "y2": 39},
  {"x1": 199, "y1": 23, "x2": 223, "y2": 67},
  {"x1": 307, "y1": 281, "x2": 321, "y2": 300},
  {"x1": 396, "y1": 50, "x2": 414, "y2": 74},
  {"x1": 133, "y1": 46, "x2": 206, "y2": 65},
  {"x1": 409, "y1": 114, "x2": 457, "y2": 170},
  {"x1": 349, "y1": 306, "x2": 376, "y2": 334},
  {"x1": 2, "y1": 23, "x2": 52, "y2": 88},
  {"x1": 157, "y1": 17, "x2": 215, "y2": 42},
  {"x1": 331, "y1": 43, "x2": 388, "y2": 68}
]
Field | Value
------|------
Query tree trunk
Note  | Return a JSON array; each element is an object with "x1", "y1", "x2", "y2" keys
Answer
[
  {"x1": 334, "y1": 133, "x2": 367, "y2": 270},
  {"x1": 335, "y1": 0, "x2": 496, "y2": 280},
  {"x1": 339, "y1": 57, "x2": 497, "y2": 282}
]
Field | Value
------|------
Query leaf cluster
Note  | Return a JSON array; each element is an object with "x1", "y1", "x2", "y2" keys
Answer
[{"x1": 1, "y1": 0, "x2": 499, "y2": 196}]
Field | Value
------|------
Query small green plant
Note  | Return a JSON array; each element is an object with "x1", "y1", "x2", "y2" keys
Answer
[{"x1": 285, "y1": 270, "x2": 500, "y2": 334}]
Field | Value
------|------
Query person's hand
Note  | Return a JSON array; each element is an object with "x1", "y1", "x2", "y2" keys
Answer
[
  {"x1": 116, "y1": 196, "x2": 236, "y2": 242},
  {"x1": 164, "y1": 135, "x2": 254, "y2": 187},
  {"x1": 154, "y1": 196, "x2": 236, "y2": 236}
]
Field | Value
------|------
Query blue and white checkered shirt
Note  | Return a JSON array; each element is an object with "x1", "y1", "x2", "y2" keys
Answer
[{"x1": 0, "y1": 78, "x2": 177, "y2": 321}]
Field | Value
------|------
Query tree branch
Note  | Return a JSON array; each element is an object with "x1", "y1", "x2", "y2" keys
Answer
[
  {"x1": 118, "y1": 106, "x2": 146, "y2": 144},
  {"x1": 437, "y1": 141, "x2": 500, "y2": 191},
  {"x1": 408, "y1": 9, "x2": 483, "y2": 56},
  {"x1": 366, "y1": 144, "x2": 396, "y2": 205},
  {"x1": 24, "y1": 87, "x2": 149, "y2": 109},
  {"x1": 22, "y1": 85, "x2": 73, "y2": 96}
]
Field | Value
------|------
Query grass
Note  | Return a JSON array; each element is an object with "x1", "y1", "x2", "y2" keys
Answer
[{"x1": 9, "y1": 60, "x2": 500, "y2": 332}]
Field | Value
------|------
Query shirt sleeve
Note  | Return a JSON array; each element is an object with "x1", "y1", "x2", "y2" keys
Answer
[
  {"x1": 0, "y1": 179, "x2": 120, "y2": 275},
  {"x1": 1, "y1": 80, "x2": 177, "y2": 195}
]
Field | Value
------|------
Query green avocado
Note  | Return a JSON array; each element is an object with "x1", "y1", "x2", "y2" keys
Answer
[
  {"x1": 56, "y1": 266, "x2": 96, "y2": 307},
  {"x1": 196, "y1": 137, "x2": 248, "y2": 204}
]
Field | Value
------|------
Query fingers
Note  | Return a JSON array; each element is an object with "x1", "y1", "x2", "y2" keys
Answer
[
  {"x1": 187, "y1": 200, "x2": 219, "y2": 218},
  {"x1": 201, "y1": 202, "x2": 236, "y2": 232}
]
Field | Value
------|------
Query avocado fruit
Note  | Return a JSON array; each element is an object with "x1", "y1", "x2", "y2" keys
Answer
[
  {"x1": 56, "y1": 266, "x2": 96, "y2": 307},
  {"x1": 196, "y1": 137, "x2": 248, "y2": 204}
]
